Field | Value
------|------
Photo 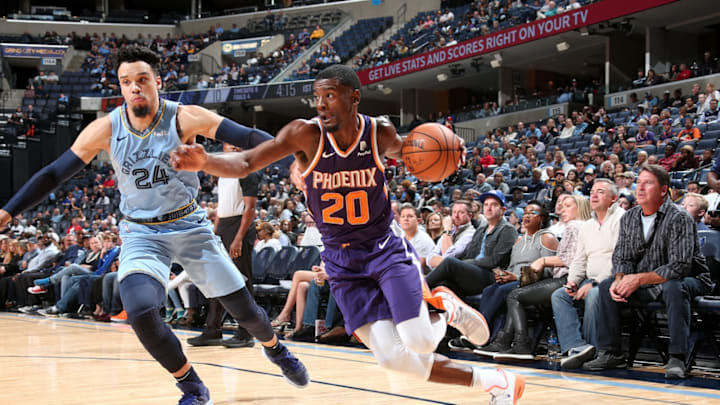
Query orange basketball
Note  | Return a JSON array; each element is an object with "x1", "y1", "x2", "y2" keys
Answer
[{"x1": 402, "y1": 123, "x2": 463, "y2": 182}]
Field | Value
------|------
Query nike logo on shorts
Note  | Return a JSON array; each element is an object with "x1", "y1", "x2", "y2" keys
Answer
[{"x1": 378, "y1": 234, "x2": 391, "y2": 249}]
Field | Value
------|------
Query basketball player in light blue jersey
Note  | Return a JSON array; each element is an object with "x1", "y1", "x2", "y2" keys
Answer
[{"x1": 0, "y1": 46, "x2": 308, "y2": 405}]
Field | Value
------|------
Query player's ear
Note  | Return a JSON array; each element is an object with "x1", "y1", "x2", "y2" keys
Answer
[
  {"x1": 155, "y1": 72, "x2": 162, "y2": 90},
  {"x1": 352, "y1": 89, "x2": 360, "y2": 106}
]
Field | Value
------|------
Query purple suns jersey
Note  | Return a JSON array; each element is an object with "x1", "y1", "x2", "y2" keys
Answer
[{"x1": 302, "y1": 114, "x2": 393, "y2": 247}]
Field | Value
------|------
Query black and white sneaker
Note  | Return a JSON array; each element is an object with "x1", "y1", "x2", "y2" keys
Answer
[
  {"x1": 448, "y1": 336, "x2": 477, "y2": 352},
  {"x1": 561, "y1": 344, "x2": 595, "y2": 369},
  {"x1": 38, "y1": 305, "x2": 62, "y2": 317}
]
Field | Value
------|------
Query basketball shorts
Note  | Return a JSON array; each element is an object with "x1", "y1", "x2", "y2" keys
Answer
[
  {"x1": 117, "y1": 208, "x2": 245, "y2": 298},
  {"x1": 322, "y1": 223, "x2": 436, "y2": 334}
]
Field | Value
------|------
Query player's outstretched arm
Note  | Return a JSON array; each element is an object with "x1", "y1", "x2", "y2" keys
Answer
[
  {"x1": 177, "y1": 105, "x2": 273, "y2": 148},
  {"x1": 0, "y1": 117, "x2": 111, "y2": 229},
  {"x1": 376, "y1": 116, "x2": 404, "y2": 160},
  {"x1": 172, "y1": 119, "x2": 315, "y2": 179}
]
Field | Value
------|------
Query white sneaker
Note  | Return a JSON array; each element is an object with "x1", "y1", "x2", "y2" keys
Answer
[
  {"x1": 432, "y1": 286, "x2": 490, "y2": 346},
  {"x1": 488, "y1": 368, "x2": 525, "y2": 405}
]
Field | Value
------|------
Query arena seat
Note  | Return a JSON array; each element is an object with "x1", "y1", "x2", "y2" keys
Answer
[{"x1": 252, "y1": 247, "x2": 277, "y2": 284}]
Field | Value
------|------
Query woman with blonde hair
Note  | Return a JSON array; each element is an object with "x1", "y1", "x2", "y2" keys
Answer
[
  {"x1": 254, "y1": 222, "x2": 282, "y2": 253},
  {"x1": 489, "y1": 195, "x2": 591, "y2": 359},
  {"x1": 425, "y1": 212, "x2": 445, "y2": 243}
]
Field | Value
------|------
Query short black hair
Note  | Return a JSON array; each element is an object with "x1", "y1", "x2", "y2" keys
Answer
[
  {"x1": 115, "y1": 45, "x2": 161, "y2": 75},
  {"x1": 315, "y1": 64, "x2": 362, "y2": 91}
]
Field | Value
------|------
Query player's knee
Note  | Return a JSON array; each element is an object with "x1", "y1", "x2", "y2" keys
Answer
[
  {"x1": 375, "y1": 347, "x2": 411, "y2": 372},
  {"x1": 403, "y1": 334, "x2": 438, "y2": 354},
  {"x1": 119, "y1": 273, "x2": 165, "y2": 320}
]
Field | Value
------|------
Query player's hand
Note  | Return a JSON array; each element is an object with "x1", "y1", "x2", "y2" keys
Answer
[
  {"x1": 229, "y1": 236, "x2": 243, "y2": 258},
  {"x1": 0, "y1": 209, "x2": 11, "y2": 232},
  {"x1": 290, "y1": 160, "x2": 306, "y2": 193},
  {"x1": 458, "y1": 137, "x2": 467, "y2": 168},
  {"x1": 170, "y1": 144, "x2": 208, "y2": 172}
]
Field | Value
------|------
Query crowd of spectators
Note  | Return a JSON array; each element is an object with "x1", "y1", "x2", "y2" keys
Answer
[
  {"x1": 355, "y1": 0, "x2": 587, "y2": 71},
  {"x1": 630, "y1": 51, "x2": 720, "y2": 90},
  {"x1": 204, "y1": 27, "x2": 322, "y2": 88},
  {"x1": 81, "y1": 30, "x2": 221, "y2": 94},
  {"x1": 1, "y1": 83, "x2": 719, "y2": 372}
]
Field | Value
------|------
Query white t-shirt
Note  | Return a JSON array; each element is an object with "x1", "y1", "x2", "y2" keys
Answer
[
  {"x1": 254, "y1": 238, "x2": 282, "y2": 253},
  {"x1": 641, "y1": 212, "x2": 657, "y2": 241},
  {"x1": 407, "y1": 229, "x2": 436, "y2": 260},
  {"x1": 300, "y1": 226, "x2": 324, "y2": 251}
]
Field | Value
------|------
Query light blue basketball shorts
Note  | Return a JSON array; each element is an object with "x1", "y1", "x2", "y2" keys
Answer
[{"x1": 117, "y1": 208, "x2": 245, "y2": 298}]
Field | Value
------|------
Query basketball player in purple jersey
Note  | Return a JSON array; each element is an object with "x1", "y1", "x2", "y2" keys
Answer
[{"x1": 172, "y1": 65, "x2": 525, "y2": 404}]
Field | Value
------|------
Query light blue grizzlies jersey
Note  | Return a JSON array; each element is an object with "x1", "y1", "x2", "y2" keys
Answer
[{"x1": 109, "y1": 99, "x2": 199, "y2": 219}]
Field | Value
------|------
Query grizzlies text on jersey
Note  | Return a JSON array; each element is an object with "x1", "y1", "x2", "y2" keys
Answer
[{"x1": 109, "y1": 99, "x2": 199, "y2": 219}]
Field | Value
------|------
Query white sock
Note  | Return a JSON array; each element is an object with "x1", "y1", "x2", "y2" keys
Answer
[{"x1": 471, "y1": 368, "x2": 508, "y2": 392}]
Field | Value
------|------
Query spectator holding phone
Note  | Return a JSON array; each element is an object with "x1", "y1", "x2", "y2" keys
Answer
[
  {"x1": 550, "y1": 179, "x2": 625, "y2": 369},
  {"x1": 470, "y1": 201, "x2": 557, "y2": 354},
  {"x1": 491, "y1": 195, "x2": 591, "y2": 360}
]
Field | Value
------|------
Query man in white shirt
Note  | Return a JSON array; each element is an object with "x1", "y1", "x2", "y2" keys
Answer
[
  {"x1": 426, "y1": 201, "x2": 476, "y2": 269},
  {"x1": 398, "y1": 204, "x2": 435, "y2": 273},
  {"x1": 552, "y1": 179, "x2": 625, "y2": 369}
]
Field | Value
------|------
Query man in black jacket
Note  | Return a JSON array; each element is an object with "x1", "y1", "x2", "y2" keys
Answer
[{"x1": 426, "y1": 190, "x2": 518, "y2": 297}]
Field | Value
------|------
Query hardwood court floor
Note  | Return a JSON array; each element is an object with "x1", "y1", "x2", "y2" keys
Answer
[{"x1": 1, "y1": 313, "x2": 719, "y2": 405}]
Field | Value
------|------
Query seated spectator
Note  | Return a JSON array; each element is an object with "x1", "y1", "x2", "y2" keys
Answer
[
  {"x1": 472, "y1": 202, "x2": 556, "y2": 344},
  {"x1": 490, "y1": 173, "x2": 510, "y2": 195},
  {"x1": 29, "y1": 235, "x2": 101, "y2": 296},
  {"x1": 38, "y1": 234, "x2": 119, "y2": 316},
  {"x1": 46, "y1": 71, "x2": 59, "y2": 83},
  {"x1": 697, "y1": 99, "x2": 719, "y2": 124},
  {"x1": 551, "y1": 180, "x2": 624, "y2": 368},
  {"x1": 675, "y1": 63, "x2": 692, "y2": 81},
  {"x1": 581, "y1": 165, "x2": 712, "y2": 378},
  {"x1": 310, "y1": 25, "x2": 325, "y2": 41},
  {"x1": 488, "y1": 195, "x2": 591, "y2": 360},
  {"x1": 398, "y1": 204, "x2": 435, "y2": 271},
  {"x1": 657, "y1": 143, "x2": 680, "y2": 172},
  {"x1": 656, "y1": 119, "x2": 674, "y2": 145},
  {"x1": 677, "y1": 117, "x2": 701, "y2": 141},
  {"x1": 270, "y1": 264, "x2": 327, "y2": 339},
  {"x1": 681, "y1": 192, "x2": 710, "y2": 231},
  {"x1": 425, "y1": 200, "x2": 476, "y2": 270},
  {"x1": 424, "y1": 212, "x2": 445, "y2": 243},
  {"x1": 295, "y1": 272, "x2": 346, "y2": 343},
  {"x1": 559, "y1": 118, "x2": 575, "y2": 139},
  {"x1": 426, "y1": 192, "x2": 517, "y2": 296},
  {"x1": 254, "y1": 222, "x2": 282, "y2": 252},
  {"x1": 634, "y1": 119, "x2": 655, "y2": 146},
  {"x1": 672, "y1": 145, "x2": 699, "y2": 172}
]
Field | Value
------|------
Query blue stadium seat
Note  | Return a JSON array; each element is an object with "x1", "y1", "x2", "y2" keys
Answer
[
  {"x1": 696, "y1": 139, "x2": 717, "y2": 151},
  {"x1": 252, "y1": 247, "x2": 277, "y2": 284},
  {"x1": 704, "y1": 130, "x2": 720, "y2": 140}
]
